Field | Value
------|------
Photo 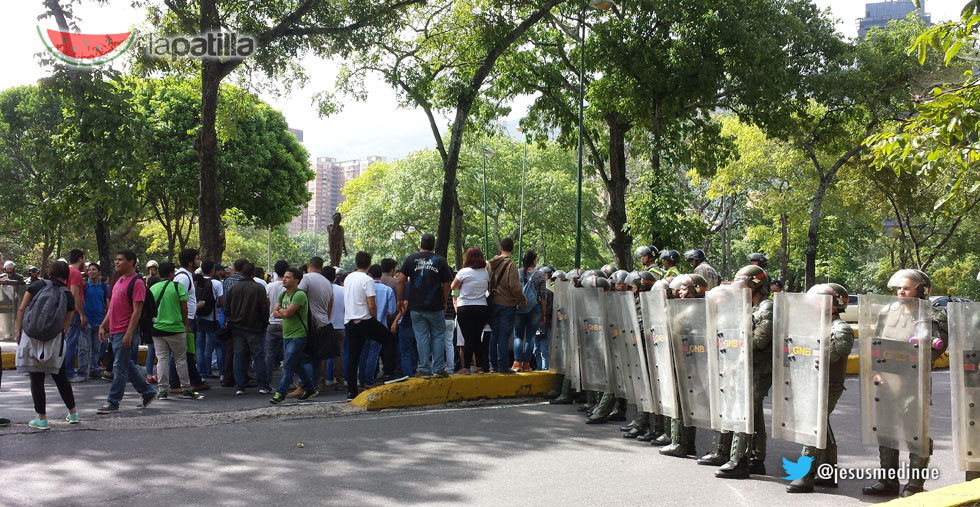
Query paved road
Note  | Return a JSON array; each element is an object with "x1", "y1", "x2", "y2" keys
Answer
[{"x1": 0, "y1": 368, "x2": 969, "y2": 506}]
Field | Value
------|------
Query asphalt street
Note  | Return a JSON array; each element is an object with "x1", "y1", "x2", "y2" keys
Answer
[{"x1": 0, "y1": 368, "x2": 969, "y2": 506}]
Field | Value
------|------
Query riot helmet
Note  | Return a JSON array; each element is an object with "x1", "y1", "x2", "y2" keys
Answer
[
  {"x1": 551, "y1": 270, "x2": 567, "y2": 281},
  {"x1": 684, "y1": 249, "x2": 706, "y2": 263},
  {"x1": 600, "y1": 264, "x2": 617, "y2": 278},
  {"x1": 659, "y1": 249, "x2": 680, "y2": 266},
  {"x1": 669, "y1": 274, "x2": 709, "y2": 298},
  {"x1": 582, "y1": 274, "x2": 611, "y2": 291},
  {"x1": 610, "y1": 270, "x2": 630, "y2": 285},
  {"x1": 734, "y1": 264, "x2": 770, "y2": 294},
  {"x1": 748, "y1": 253, "x2": 768, "y2": 268},
  {"x1": 887, "y1": 269, "x2": 931, "y2": 299},
  {"x1": 807, "y1": 283, "x2": 849, "y2": 312}
]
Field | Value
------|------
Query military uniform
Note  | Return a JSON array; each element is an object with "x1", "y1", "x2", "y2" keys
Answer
[
  {"x1": 788, "y1": 316, "x2": 854, "y2": 492},
  {"x1": 717, "y1": 296, "x2": 773, "y2": 477},
  {"x1": 693, "y1": 262, "x2": 721, "y2": 290}
]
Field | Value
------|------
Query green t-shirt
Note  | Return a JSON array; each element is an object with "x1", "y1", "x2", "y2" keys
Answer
[
  {"x1": 279, "y1": 289, "x2": 309, "y2": 339},
  {"x1": 150, "y1": 280, "x2": 188, "y2": 334}
]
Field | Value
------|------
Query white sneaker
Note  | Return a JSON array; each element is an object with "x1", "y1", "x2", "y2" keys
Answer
[{"x1": 235, "y1": 390, "x2": 245, "y2": 395}]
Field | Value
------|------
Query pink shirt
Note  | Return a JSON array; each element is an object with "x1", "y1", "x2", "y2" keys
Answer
[
  {"x1": 108, "y1": 273, "x2": 145, "y2": 334},
  {"x1": 69, "y1": 266, "x2": 85, "y2": 311}
]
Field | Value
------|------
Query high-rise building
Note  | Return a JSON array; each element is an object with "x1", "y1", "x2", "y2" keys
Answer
[
  {"x1": 857, "y1": 0, "x2": 930, "y2": 40},
  {"x1": 288, "y1": 155, "x2": 386, "y2": 235}
]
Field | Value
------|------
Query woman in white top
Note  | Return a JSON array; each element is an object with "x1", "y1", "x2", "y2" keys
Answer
[{"x1": 452, "y1": 247, "x2": 490, "y2": 373}]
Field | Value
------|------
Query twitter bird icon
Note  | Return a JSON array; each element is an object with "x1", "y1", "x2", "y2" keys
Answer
[{"x1": 782, "y1": 456, "x2": 815, "y2": 480}]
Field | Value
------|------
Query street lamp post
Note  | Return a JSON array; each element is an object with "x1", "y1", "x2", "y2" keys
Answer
[
  {"x1": 515, "y1": 127, "x2": 528, "y2": 261},
  {"x1": 575, "y1": 0, "x2": 616, "y2": 270},
  {"x1": 482, "y1": 147, "x2": 495, "y2": 255}
]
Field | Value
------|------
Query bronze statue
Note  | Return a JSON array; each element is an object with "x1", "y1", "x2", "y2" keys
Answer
[{"x1": 327, "y1": 212, "x2": 348, "y2": 267}]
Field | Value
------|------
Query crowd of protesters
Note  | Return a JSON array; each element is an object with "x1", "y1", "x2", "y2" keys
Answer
[{"x1": 0, "y1": 232, "x2": 552, "y2": 428}]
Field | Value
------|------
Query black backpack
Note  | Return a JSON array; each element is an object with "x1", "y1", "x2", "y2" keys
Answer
[
  {"x1": 197, "y1": 277, "x2": 217, "y2": 319},
  {"x1": 127, "y1": 274, "x2": 157, "y2": 337}
]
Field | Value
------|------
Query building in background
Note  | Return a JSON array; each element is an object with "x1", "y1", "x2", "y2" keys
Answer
[
  {"x1": 288, "y1": 128, "x2": 304, "y2": 143},
  {"x1": 857, "y1": 0, "x2": 930, "y2": 40},
  {"x1": 288, "y1": 155, "x2": 386, "y2": 235}
]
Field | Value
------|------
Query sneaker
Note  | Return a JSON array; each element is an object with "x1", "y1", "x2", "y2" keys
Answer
[
  {"x1": 258, "y1": 387, "x2": 273, "y2": 394},
  {"x1": 96, "y1": 403, "x2": 119, "y2": 414},
  {"x1": 192, "y1": 382, "x2": 211, "y2": 392},
  {"x1": 346, "y1": 390, "x2": 358, "y2": 401},
  {"x1": 141, "y1": 391, "x2": 156, "y2": 408},
  {"x1": 432, "y1": 370, "x2": 449, "y2": 378},
  {"x1": 384, "y1": 375, "x2": 411, "y2": 384},
  {"x1": 286, "y1": 385, "x2": 304, "y2": 398},
  {"x1": 269, "y1": 392, "x2": 285, "y2": 404},
  {"x1": 101, "y1": 371, "x2": 114, "y2": 381},
  {"x1": 181, "y1": 390, "x2": 203, "y2": 399},
  {"x1": 156, "y1": 391, "x2": 169, "y2": 400},
  {"x1": 69, "y1": 375, "x2": 86, "y2": 383},
  {"x1": 28, "y1": 418, "x2": 49, "y2": 430},
  {"x1": 298, "y1": 390, "x2": 319, "y2": 401},
  {"x1": 170, "y1": 386, "x2": 184, "y2": 394},
  {"x1": 65, "y1": 413, "x2": 80, "y2": 424},
  {"x1": 0, "y1": 417, "x2": 10, "y2": 427},
  {"x1": 415, "y1": 371, "x2": 432, "y2": 379},
  {"x1": 146, "y1": 374, "x2": 158, "y2": 384},
  {"x1": 236, "y1": 390, "x2": 246, "y2": 395},
  {"x1": 463, "y1": 367, "x2": 472, "y2": 375}
]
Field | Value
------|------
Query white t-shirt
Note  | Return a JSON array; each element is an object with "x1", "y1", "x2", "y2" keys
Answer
[
  {"x1": 298, "y1": 271, "x2": 333, "y2": 328},
  {"x1": 343, "y1": 271, "x2": 375, "y2": 323},
  {"x1": 267, "y1": 280, "x2": 285, "y2": 324},
  {"x1": 254, "y1": 277, "x2": 268, "y2": 288},
  {"x1": 197, "y1": 278, "x2": 223, "y2": 321},
  {"x1": 455, "y1": 267, "x2": 489, "y2": 307},
  {"x1": 174, "y1": 268, "x2": 197, "y2": 320},
  {"x1": 330, "y1": 284, "x2": 345, "y2": 329}
]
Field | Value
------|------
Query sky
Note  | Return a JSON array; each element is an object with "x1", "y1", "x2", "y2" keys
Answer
[{"x1": 0, "y1": 1, "x2": 968, "y2": 163}]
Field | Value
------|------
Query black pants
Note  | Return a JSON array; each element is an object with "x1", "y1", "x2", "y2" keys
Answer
[
  {"x1": 30, "y1": 363, "x2": 76, "y2": 415},
  {"x1": 345, "y1": 318, "x2": 396, "y2": 392},
  {"x1": 457, "y1": 305, "x2": 489, "y2": 370}
]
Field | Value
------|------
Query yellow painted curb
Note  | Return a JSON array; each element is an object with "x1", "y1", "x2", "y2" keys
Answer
[
  {"x1": 350, "y1": 371, "x2": 556, "y2": 410},
  {"x1": 879, "y1": 478, "x2": 980, "y2": 507},
  {"x1": 846, "y1": 351, "x2": 949, "y2": 375},
  {"x1": 2, "y1": 349, "x2": 148, "y2": 370}
]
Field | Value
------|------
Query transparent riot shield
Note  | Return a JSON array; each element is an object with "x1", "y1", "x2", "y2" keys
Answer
[
  {"x1": 603, "y1": 291, "x2": 631, "y2": 399},
  {"x1": 771, "y1": 292, "x2": 831, "y2": 448},
  {"x1": 705, "y1": 285, "x2": 754, "y2": 434},
  {"x1": 605, "y1": 291, "x2": 647, "y2": 406},
  {"x1": 947, "y1": 302, "x2": 980, "y2": 473},
  {"x1": 667, "y1": 297, "x2": 711, "y2": 428},
  {"x1": 568, "y1": 286, "x2": 584, "y2": 391},
  {"x1": 0, "y1": 281, "x2": 26, "y2": 341},
  {"x1": 619, "y1": 292, "x2": 655, "y2": 412},
  {"x1": 859, "y1": 295, "x2": 932, "y2": 456},
  {"x1": 640, "y1": 290, "x2": 674, "y2": 417},
  {"x1": 549, "y1": 280, "x2": 570, "y2": 375},
  {"x1": 578, "y1": 287, "x2": 613, "y2": 392}
]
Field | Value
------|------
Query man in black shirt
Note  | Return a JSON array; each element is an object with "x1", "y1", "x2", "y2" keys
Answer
[{"x1": 395, "y1": 234, "x2": 452, "y2": 378}]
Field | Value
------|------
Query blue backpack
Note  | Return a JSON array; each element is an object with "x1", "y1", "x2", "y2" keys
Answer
[{"x1": 517, "y1": 269, "x2": 539, "y2": 314}]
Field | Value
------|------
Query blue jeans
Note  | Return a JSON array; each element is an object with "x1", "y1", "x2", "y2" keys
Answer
[
  {"x1": 233, "y1": 330, "x2": 269, "y2": 390},
  {"x1": 79, "y1": 323, "x2": 102, "y2": 376},
  {"x1": 359, "y1": 340, "x2": 382, "y2": 385},
  {"x1": 278, "y1": 337, "x2": 314, "y2": 395},
  {"x1": 107, "y1": 330, "x2": 155, "y2": 405},
  {"x1": 398, "y1": 324, "x2": 418, "y2": 376},
  {"x1": 65, "y1": 313, "x2": 81, "y2": 377},
  {"x1": 198, "y1": 319, "x2": 224, "y2": 376},
  {"x1": 265, "y1": 323, "x2": 284, "y2": 377},
  {"x1": 489, "y1": 304, "x2": 517, "y2": 371},
  {"x1": 533, "y1": 326, "x2": 550, "y2": 370},
  {"x1": 514, "y1": 306, "x2": 542, "y2": 363},
  {"x1": 411, "y1": 310, "x2": 446, "y2": 374},
  {"x1": 145, "y1": 341, "x2": 156, "y2": 375},
  {"x1": 195, "y1": 320, "x2": 208, "y2": 374}
]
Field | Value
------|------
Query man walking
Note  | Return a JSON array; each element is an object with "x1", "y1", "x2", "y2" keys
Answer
[
  {"x1": 225, "y1": 262, "x2": 271, "y2": 395},
  {"x1": 486, "y1": 238, "x2": 526, "y2": 374},
  {"x1": 265, "y1": 260, "x2": 290, "y2": 379},
  {"x1": 346, "y1": 252, "x2": 397, "y2": 400},
  {"x1": 395, "y1": 234, "x2": 452, "y2": 378},
  {"x1": 66, "y1": 249, "x2": 86, "y2": 381},
  {"x1": 96, "y1": 250, "x2": 157, "y2": 413},
  {"x1": 148, "y1": 262, "x2": 198, "y2": 400},
  {"x1": 270, "y1": 268, "x2": 318, "y2": 404},
  {"x1": 296, "y1": 256, "x2": 333, "y2": 393},
  {"x1": 197, "y1": 260, "x2": 225, "y2": 379}
]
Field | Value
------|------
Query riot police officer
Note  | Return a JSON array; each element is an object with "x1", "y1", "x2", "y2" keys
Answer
[
  {"x1": 685, "y1": 249, "x2": 721, "y2": 290},
  {"x1": 748, "y1": 253, "x2": 768, "y2": 269},
  {"x1": 659, "y1": 250, "x2": 682, "y2": 279},
  {"x1": 635, "y1": 246, "x2": 666, "y2": 278},
  {"x1": 716, "y1": 265, "x2": 773, "y2": 479},
  {"x1": 862, "y1": 269, "x2": 947, "y2": 497},
  {"x1": 787, "y1": 283, "x2": 854, "y2": 493}
]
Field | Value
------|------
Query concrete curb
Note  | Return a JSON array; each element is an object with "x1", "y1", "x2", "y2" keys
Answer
[
  {"x1": 350, "y1": 371, "x2": 555, "y2": 411},
  {"x1": 879, "y1": 478, "x2": 980, "y2": 507}
]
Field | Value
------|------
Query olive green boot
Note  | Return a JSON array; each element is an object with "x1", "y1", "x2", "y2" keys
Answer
[
  {"x1": 544, "y1": 373, "x2": 564, "y2": 399},
  {"x1": 862, "y1": 447, "x2": 900, "y2": 496}
]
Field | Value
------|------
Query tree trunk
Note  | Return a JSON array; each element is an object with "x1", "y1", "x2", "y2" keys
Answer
[
  {"x1": 94, "y1": 218, "x2": 113, "y2": 279},
  {"x1": 804, "y1": 177, "x2": 830, "y2": 290},
  {"x1": 197, "y1": 0, "x2": 225, "y2": 262},
  {"x1": 779, "y1": 211, "x2": 788, "y2": 282},
  {"x1": 452, "y1": 182, "x2": 464, "y2": 270},
  {"x1": 605, "y1": 111, "x2": 633, "y2": 271}
]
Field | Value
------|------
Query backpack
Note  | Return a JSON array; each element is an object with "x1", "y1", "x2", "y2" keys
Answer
[
  {"x1": 517, "y1": 269, "x2": 539, "y2": 314},
  {"x1": 127, "y1": 274, "x2": 157, "y2": 337},
  {"x1": 22, "y1": 280, "x2": 70, "y2": 342},
  {"x1": 197, "y1": 277, "x2": 217, "y2": 318}
]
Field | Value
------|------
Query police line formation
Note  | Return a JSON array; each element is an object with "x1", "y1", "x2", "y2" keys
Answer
[{"x1": 538, "y1": 246, "x2": 980, "y2": 497}]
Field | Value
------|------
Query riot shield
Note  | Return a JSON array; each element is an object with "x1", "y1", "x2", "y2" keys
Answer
[
  {"x1": 705, "y1": 285, "x2": 754, "y2": 434},
  {"x1": 603, "y1": 291, "x2": 631, "y2": 399},
  {"x1": 605, "y1": 291, "x2": 648, "y2": 406},
  {"x1": 667, "y1": 297, "x2": 711, "y2": 428},
  {"x1": 549, "y1": 280, "x2": 570, "y2": 375},
  {"x1": 0, "y1": 281, "x2": 26, "y2": 341},
  {"x1": 771, "y1": 292, "x2": 831, "y2": 448},
  {"x1": 568, "y1": 286, "x2": 584, "y2": 391},
  {"x1": 947, "y1": 302, "x2": 980, "y2": 473},
  {"x1": 640, "y1": 290, "x2": 675, "y2": 417},
  {"x1": 578, "y1": 287, "x2": 614, "y2": 392},
  {"x1": 859, "y1": 295, "x2": 932, "y2": 456}
]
